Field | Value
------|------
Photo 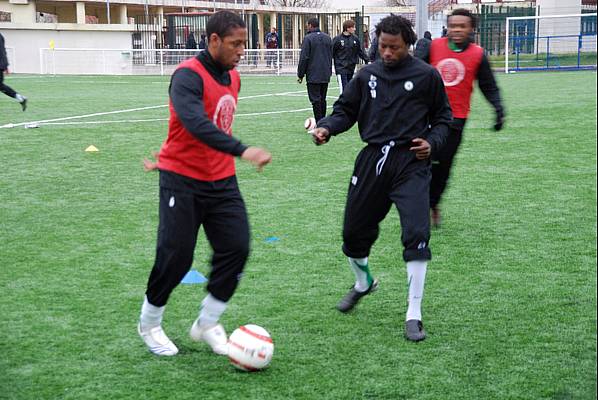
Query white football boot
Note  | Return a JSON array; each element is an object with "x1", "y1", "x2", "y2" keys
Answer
[
  {"x1": 138, "y1": 323, "x2": 179, "y2": 356},
  {"x1": 189, "y1": 320, "x2": 228, "y2": 355}
]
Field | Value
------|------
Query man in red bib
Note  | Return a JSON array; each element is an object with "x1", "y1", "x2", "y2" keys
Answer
[
  {"x1": 138, "y1": 11, "x2": 272, "y2": 357},
  {"x1": 417, "y1": 9, "x2": 505, "y2": 227}
]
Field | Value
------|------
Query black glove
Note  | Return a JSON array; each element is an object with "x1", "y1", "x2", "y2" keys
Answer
[{"x1": 494, "y1": 109, "x2": 505, "y2": 131}]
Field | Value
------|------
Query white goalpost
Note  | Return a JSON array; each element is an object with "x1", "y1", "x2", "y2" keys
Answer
[{"x1": 505, "y1": 13, "x2": 597, "y2": 74}]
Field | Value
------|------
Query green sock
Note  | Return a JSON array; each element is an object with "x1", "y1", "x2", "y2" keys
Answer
[{"x1": 348, "y1": 257, "x2": 373, "y2": 292}]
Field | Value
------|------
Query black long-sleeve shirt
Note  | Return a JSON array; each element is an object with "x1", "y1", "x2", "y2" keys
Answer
[
  {"x1": 168, "y1": 50, "x2": 247, "y2": 157},
  {"x1": 332, "y1": 33, "x2": 368, "y2": 74},
  {"x1": 318, "y1": 55, "x2": 452, "y2": 154},
  {"x1": 416, "y1": 42, "x2": 503, "y2": 115}
]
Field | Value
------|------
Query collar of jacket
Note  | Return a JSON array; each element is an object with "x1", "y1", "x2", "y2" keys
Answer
[{"x1": 382, "y1": 54, "x2": 413, "y2": 71}]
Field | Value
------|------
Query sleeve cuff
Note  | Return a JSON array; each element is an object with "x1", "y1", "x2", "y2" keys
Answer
[{"x1": 232, "y1": 143, "x2": 248, "y2": 157}]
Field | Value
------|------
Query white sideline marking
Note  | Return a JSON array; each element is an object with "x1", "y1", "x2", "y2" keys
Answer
[
  {"x1": 0, "y1": 90, "x2": 308, "y2": 129},
  {"x1": 22, "y1": 106, "x2": 330, "y2": 127}
]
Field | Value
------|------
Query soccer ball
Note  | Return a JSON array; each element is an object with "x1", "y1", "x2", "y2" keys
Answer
[
  {"x1": 304, "y1": 117, "x2": 317, "y2": 131},
  {"x1": 228, "y1": 324, "x2": 274, "y2": 372}
]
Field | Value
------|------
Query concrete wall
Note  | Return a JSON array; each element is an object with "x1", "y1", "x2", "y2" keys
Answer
[
  {"x1": 0, "y1": 27, "x2": 134, "y2": 73},
  {"x1": 536, "y1": 0, "x2": 582, "y2": 53}
]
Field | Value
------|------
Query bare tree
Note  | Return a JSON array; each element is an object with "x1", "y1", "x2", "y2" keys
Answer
[{"x1": 266, "y1": 0, "x2": 330, "y2": 7}]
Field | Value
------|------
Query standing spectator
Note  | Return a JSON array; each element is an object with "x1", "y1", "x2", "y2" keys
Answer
[
  {"x1": 297, "y1": 17, "x2": 332, "y2": 122},
  {"x1": 332, "y1": 20, "x2": 369, "y2": 94},
  {"x1": 185, "y1": 32, "x2": 198, "y2": 49},
  {"x1": 413, "y1": 31, "x2": 432, "y2": 60},
  {"x1": 441, "y1": 26, "x2": 448, "y2": 37},
  {"x1": 265, "y1": 27, "x2": 279, "y2": 68},
  {"x1": 415, "y1": 9, "x2": 504, "y2": 227},
  {"x1": 311, "y1": 14, "x2": 451, "y2": 342},
  {"x1": 368, "y1": 35, "x2": 378, "y2": 63},
  {"x1": 198, "y1": 33, "x2": 207, "y2": 50},
  {"x1": 137, "y1": 11, "x2": 272, "y2": 357},
  {"x1": 0, "y1": 33, "x2": 27, "y2": 111}
]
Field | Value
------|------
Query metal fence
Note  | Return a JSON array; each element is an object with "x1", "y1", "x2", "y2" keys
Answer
[
  {"x1": 39, "y1": 48, "x2": 303, "y2": 76},
  {"x1": 505, "y1": 13, "x2": 597, "y2": 73}
]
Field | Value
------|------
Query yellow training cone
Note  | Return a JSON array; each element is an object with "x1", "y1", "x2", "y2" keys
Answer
[{"x1": 85, "y1": 145, "x2": 99, "y2": 152}]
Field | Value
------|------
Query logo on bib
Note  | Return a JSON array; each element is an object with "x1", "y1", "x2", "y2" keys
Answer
[
  {"x1": 436, "y1": 58, "x2": 466, "y2": 87},
  {"x1": 213, "y1": 94, "x2": 237, "y2": 134}
]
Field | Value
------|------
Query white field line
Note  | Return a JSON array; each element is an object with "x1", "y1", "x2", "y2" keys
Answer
[
  {"x1": 29, "y1": 106, "x2": 333, "y2": 126},
  {"x1": 0, "y1": 90, "x2": 308, "y2": 129}
]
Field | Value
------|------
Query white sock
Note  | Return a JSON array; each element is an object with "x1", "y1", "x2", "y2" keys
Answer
[
  {"x1": 198, "y1": 293, "x2": 228, "y2": 327},
  {"x1": 348, "y1": 257, "x2": 373, "y2": 292},
  {"x1": 139, "y1": 296, "x2": 165, "y2": 331},
  {"x1": 406, "y1": 260, "x2": 427, "y2": 321},
  {"x1": 15, "y1": 93, "x2": 25, "y2": 103}
]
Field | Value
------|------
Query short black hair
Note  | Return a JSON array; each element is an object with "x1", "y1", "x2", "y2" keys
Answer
[
  {"x1": 206, "y1": 10, "x2": 246, "y2": 40},
  {"x1": 307, "y1": 18, "x2": 319, "y2": 28},
  {"x1": 449, "y1": 8, "x2": 477, "y2": 29},
  {"x1": 375, "y1": 14, "x2": 417, "y2": 46}
]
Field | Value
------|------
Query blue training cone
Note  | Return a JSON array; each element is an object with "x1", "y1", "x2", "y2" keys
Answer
[{"x1": 181, "y1": 269, "x2": 208, "y2": 284}]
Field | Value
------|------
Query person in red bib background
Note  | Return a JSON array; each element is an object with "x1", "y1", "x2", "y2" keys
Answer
[
  {"x1": 138, "y1": 10, "x2": 272, "y2": 357},
  {"x1": 417, "y1": 8, "x2": 505, "y2": 227}
]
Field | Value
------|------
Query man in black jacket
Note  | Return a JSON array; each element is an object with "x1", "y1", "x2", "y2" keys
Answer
[
  {"x1": 297, "y1": 18, "x2": 332, "y2": 122},
  {"x1": 413, "y1": 31, "x2": 432, "y2": 60},
  {"x1": 0, "y1": 33, "x2": 27, "y2": 111},
  {"x1": 332, "y1": 20, "x2": 369, "y2": 94},
  {"x1": 311, "y1": 15, "x2": 452, "y2": 342}
]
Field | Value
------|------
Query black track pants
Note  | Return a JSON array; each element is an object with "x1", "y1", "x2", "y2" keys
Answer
[
  {"x1": 342, "y1": 143, "x2": 432, "y2": 262},
  {"x1": 430, "y1": 118, "x2": 466, "y2": 209},
  {"x1": 307, "y1": 82, "x2": 329, "y2": 122},
  {"x1": 0, "y1": 70, "x2": 17, "y2": 99},
  {"x1": 145, "y1": 182, "x2": 250, "y2": 306}
]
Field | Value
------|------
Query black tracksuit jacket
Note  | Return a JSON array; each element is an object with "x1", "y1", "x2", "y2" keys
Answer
[
  {"x1": 332, "y1": 33, "x2": 368, "y2": 74},
  {"x1": 318, "y1": 55, "x2": 452, "y2": 154},
  {"x1": 297, "y1": 29, "x2": 333, "y2": 84}
]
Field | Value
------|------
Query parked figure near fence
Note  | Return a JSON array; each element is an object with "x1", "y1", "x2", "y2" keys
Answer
[
  {"x1": 368, "y1": 35, "x2": 378, "y2": 62},
  {"x1": 0, "y1": 33, "x2": 27, "y2": 111},
  {"x1": 186, "y1": 32, "x2": 198, "y2": 50},
  {"x1": 413, "y1": 31, "x2": 432, "y2": 60},
  {"x1": 198, "y1": 34, "x2": 207, "y2": 50},
  {"x1": 265, "y1": 27, "x2": 279, "y2": 68}
]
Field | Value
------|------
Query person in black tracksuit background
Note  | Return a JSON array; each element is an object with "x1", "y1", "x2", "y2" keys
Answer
[
  {"x1": 0, "y1": 33, "x2": 27, "y2": 111},
  {"x1": 332, "y1": 19, "x2": 369, "y2": 94},
  {"x1": 311, "y1": 15, "x2": 452, "y2": 342},
  {"x1": 413, "y1": 31, "x2": 432, "y2": 60},
  {"x1": 297, "y1": 17, "x2": 332, "y2": 122}
]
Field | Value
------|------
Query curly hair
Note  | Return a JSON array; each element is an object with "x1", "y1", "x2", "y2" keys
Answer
[
  {"x1": 206, "y1": 10, "x2": 246, "y2": 40},
  {"x1": 375, "y1": 14, "x2": 417, "y2": 46},
  {"x1": 449, "y1": 8, "x2": 477, "y2": 29}
]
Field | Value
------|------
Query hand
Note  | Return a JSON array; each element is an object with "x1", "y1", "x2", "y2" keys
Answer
[
  {"x1": 241, "y1": 146, "x2": 272, "y2": 172},
  {"x1": 311, "y1": 127, "x2": 330, "y2": 146},
  {"x1": 297, "y1": 77, "x2": 303, "y2": 84},
  {"x1": 494, "y1": 110, "x2": 505, "y2": 131},
  {"x1": 143, "y1": 151, "x2": 160, "y2": 172},
  {"x1": 409, "y1": 138, "x2": 431, "y2": 160}
]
